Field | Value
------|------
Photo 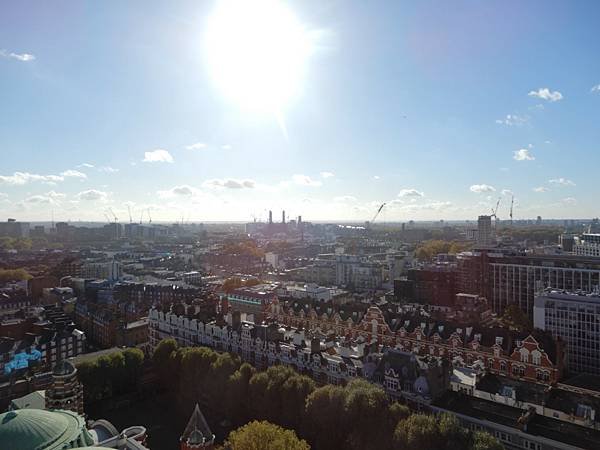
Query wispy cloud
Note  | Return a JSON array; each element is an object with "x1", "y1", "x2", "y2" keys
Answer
[
  {"x1": 158, "y1": 185, "x2": 203, "y2": 198},
  {"x1": 513, "y1": 148, "x2": 535, "y2": 161},
  {"x1": 528, "y1": 87, "x2": 563, "y2": 102},
  {"x1": 221, "y1": 144, "x2": 232, "y2": 150},
  {"x1": 78, "y1": 163, "x2": 95, "y2": 169},
  {"x1": 0, "y1": 170, "x2": 85, "y2": 186},
  {"x1": 470, "y1": 184, "x2": 496, "y2": 193},
  {"x1": 320, "y1": 171, "x2": 334, "y2": 179},
  {"x1": 61, "y1": 169, "x2": 87, "y2": 179},
  {"x1": 549, "y1": 177, "x2": 575, "y2": 187},
  {"x1": 99, "y1": 166, "x2": 119, "y2": 173},
  {"x1": 495, "y1": 114, "x2": 529, "y2": 126},
  {"x1": 398, "y1": 188, "x2": 424, "y2": 198},
  {"x1": 334, "y1": 195, "x2": 357, "y2": 202},
  {"x1": 143, "y1": 149, "x2": 174, "y2": 163},
  {"x1": 24, "y1": 191, "x2": 66, "y2": 205},
  {"x1": 76, "y1": 189, "x2": 108, "y2": 201},
  {"x1": 373, "y1": 175, "x2": 380, "y2": 180},
  {"x1": 202, "y1": 178, "x2": 256, "y2": 189},
  {"x1": 0, "y1": 49, "x2": 35, "y2": 62},
  {"x1": 533, "y1": 186, "x2": 548, "y2": 193},
  {"x1": 185, "y1": 142, "x2": 207, "y2": 150},
  {"x1": 501, "y1": 189, "x2": 513, "y2": 196},
  {"x1": 591, "y1": 84, "x2": 600, "y2": 93},
  {"x1": 292, "y1": 174, "x2": 322, "y2": 187}
]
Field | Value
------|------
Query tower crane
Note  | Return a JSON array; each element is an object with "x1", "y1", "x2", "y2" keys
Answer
[
  {"x1": 509, "y1": 195, "x2": 514, "y2": 225},
  {"x1": 490, "y1": 197, "x2": 501, "y2": 220},
  {"x1": 127, "y1": 205, "x2": 132, "y2": 224},
  {"x1": 139, "y1": 209, "x2": 144, "y2": 224},
  {"x1": 370, "y1": 203, "x2": 386, "y2": 227},
  {"x1": 147, "y1": 208, "x2": 152, "y2": 224},
  {"x1": 107, "y1": 207, "x2": 118, "y2": 223}
]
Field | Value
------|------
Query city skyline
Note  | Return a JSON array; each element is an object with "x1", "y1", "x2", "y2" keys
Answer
[{"x1": 2, "y1": 0, "x2": 600, "y2": 222}]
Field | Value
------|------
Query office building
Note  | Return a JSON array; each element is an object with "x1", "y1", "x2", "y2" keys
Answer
[{"x1": 534, "y1": 289, "x2": 600, "y2": 375}]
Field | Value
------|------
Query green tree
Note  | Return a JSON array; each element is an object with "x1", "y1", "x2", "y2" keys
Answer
[
  {"x1": 226, "y1": 363, "x2": 257, "y2": 425},
  {"x1": 123, "y1": 348, "x2": 145, "y2": 390},
  {"x1": 0, "y1": 268, "x2": 32, "y2": 282},
  {"x1": 305, "y1": 384, "x2": 348, "y2": 450},
  {"x1": 472, "y1": 431, "x2": 504, "y2": 450},
  {"x1": 502, "y1": 304, "x2": 532, "y2": 332},
  {"x1": 224, "y1": 421, "x2": 310, "y2": 450},
  {"x1": 153, "y1": 338, "x2": 179, "y2": 389}
]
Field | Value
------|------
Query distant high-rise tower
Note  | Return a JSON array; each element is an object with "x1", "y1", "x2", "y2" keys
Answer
[
  {"x1": 46, "y1": 360, "x2": 84, "y2": 415},
  {"x1": 282, "y1": 210, "x2": 286, "y2": 223},
  {"x1": 268, "y1": 210, "x2": 273, "y2": 224},
  {"x1": 180, "y1": 404, "x2": 214, "y2": 450},
  {"x1": 477, "y1": 215, "x2": 493, "y2": 246}
]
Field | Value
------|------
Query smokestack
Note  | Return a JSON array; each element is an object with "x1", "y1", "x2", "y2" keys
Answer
[
  {"x1": 282, "y1": 210, "x2": 286, "y2": 224},
  {"x1": 298, "y1": 215, "x2": 302, "y2": 224},
  {"x1": 268, "y1": 210, "x2": 273, "y2": 224}
]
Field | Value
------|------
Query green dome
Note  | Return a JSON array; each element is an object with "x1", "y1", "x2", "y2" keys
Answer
[{"x1": 0, "y1": 408, "x2": 93, "y2": 450}]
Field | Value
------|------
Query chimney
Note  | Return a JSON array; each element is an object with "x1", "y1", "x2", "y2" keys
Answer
[
  {"x1": 282, "y1": 210, "x2": 286, "y2": 224},
  {"x1": 298, "y1": 215, "x2": 302, "y2": 224},
  {"x1": 268, "y1": 210, "x2": 273, "y2": 224}
]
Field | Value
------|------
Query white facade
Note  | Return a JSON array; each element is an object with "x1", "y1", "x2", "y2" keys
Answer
[{"x1": 534, "y1": 290, "x2": 600, "y2": 375}]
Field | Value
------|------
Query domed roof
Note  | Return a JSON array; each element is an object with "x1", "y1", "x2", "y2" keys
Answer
[
  {"x1": 0, "y1": 408, "x2": 91, "y2": 450},
  {"x1": 53, "y1": 359, "x2": 76, "y2": 376}
]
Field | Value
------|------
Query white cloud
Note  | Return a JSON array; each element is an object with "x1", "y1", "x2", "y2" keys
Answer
[
  {"x1": 78, "y1": 163, "x2": 95, "y2": 168},
  {"x1": 222, "y1": 144, "x2": 232, "y2": 150},
  {"x1": 61, "y1": 169, "x2": 87, "y2": 179},
  {"x1": 373, "y1": 175, "x2": 380, "y2": 180},
  {"x1": 528, "y1": 87, "x2": 563, "y2": 102},
  {"x1": 0, "y1": 172, "x2": 64, "y2": 186},
  {"x1": 513, "y1": 148, "x2": 535, "y2": 161},
  {"x1": 0, "y1": 49, "x2": 35, "y2": 62},
  {"x1": 202, "y1": 178, "x2": 256, "y2": 189},
  {"x1": 185, "y1": 142, "x2": 207, "y2": 150},
  {"x1": 495, "y1": 114, "x2": 529, "y2": 126},
  {"x1": 292, "y1": 174, "x2": 322, "y2": 187},
  {"x1": 76, "y1": 189, "x2": 108, "y2": 201},
  {"x1": 470, "y1": 184, "x2": 496, "y2": 193},
  {"x1": 501, "y1": 189, "x2": 513, "y2": 196},
  {"x1": 99, "y1": 166, "x2": 119, "y2": 173},
  {"x1": 143, "y1": 149, "x2": 174, "y2": 163},
  {"x1": 398, "y1": 188, "x2": 424, "y2": 198},
  {"x1": 591, "y1": 84, "x2": 600, "y2": 93},
  {"x1": 320, "y1": 171, "x2": 334, "y2": 179},
  {"x1": 158, "y1": 185, "x2": 203, "y2": 198},
  {"x1": 533, "y1": 186, "x2": 549, "y2": 193},
  {"x1": 549, "y1": 178, "x2": 575, "y2": 187},
  {"x1": 334, "y1": 195, "x2": 357, "y2": 203},
  {"x1": 562, "y1": 197, "x2": 577, "y2": 205},
  {"x1": 24, "y1": 191, "x2": 65, "y2": 205}
]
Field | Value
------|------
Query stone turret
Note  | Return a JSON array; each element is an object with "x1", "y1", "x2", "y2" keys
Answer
[{"x1": 180, "y1": 403, "x2": 215, "y2": 450}]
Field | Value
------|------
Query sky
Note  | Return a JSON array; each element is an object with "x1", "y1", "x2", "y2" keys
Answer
[{"x1": 1, "y1": 0, "x2": 600, "y2": 223}]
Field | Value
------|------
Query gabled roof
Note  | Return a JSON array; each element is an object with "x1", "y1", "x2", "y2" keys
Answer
[{"x1": 181, "y1": 403, "x2": 213, "y2": 445}]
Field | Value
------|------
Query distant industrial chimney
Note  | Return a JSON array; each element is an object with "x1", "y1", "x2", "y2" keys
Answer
[
  {"x1": 282, "y1": 210, "x2": 286, "y2": 224},
  {"x1": 268, "y1": 210, "x2": 273, "y2": 224},
  {"x1": 298, "y1": 215, "x2": 302, "y2": 224}
]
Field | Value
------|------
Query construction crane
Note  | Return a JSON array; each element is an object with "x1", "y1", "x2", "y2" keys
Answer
[
  {"x1": 490, "y1": 197, "x2": 501, "y2": 220},
  {"x1": 370, "y1": 203, "x2": 386, "y2": 227},
  {"x1": 107, "y1": 207, "x2": 118, "y2": 223},
  {"x1": 509, "y1": 195, "x2": 514, "y2": 225},
  {"x1": 139, "y1": 209, "x2": 144, "y2": 224},
  {"x1": 147, "y1": 207, "x2": 152, "y2": 224},
  {"x1": 104, "y1": 212, "x2": 112, "y2": 223},
  {"x1": 127, "y1": 205, "x2": 132, "y2": 224}
]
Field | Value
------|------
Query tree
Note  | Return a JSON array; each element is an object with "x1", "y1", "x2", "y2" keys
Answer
[
  {"x1": 393, "y1": 414, "x2": 442, "y2": 450},
  {"x1": 0, "y1": 268, "x2": 32, "y2": 282},
  {"x1": 472, "y1": 431, "x2": 504, "y2": 450},
  {"x1": 123, "y1": 348, "x2": 144, "y2": 390},
  {"x1": 305, "y1": 384, "x2": 348, "y2": 450},
  {"x1": 153, "y1": 338, "x2": 179, "y2": 389},
  {"x1": 224, "y1": 421, "x2": 310, "y2": 450},
  {"x1": 502, "y1": 304, "x2": 532, "y2": 332}
]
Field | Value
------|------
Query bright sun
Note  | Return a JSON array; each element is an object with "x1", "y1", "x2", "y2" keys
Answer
[{"x1": 205, "y1": 0, "x2": 311, "y2": 115}]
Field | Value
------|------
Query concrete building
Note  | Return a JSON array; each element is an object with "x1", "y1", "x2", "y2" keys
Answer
[
  {"x1": 574, "y1": 233, "x2": 600, "y2": 258},
  {"x1": 44, "y1": 360, "x2": 84, "y2": 415},
  {"x1": 0, "y1": 218, "x2": 30, "y2": 238},
  {"x1": 81, "y1": 260, "x2": 122, "y2": 282},
  {"x1": 335, "y1": 255, "x2": 384, "y2": 291},
  {"x1": 477, "y1": 215, "x2": 493, "y2": 247},
  {"x1": 534, "y1": 289, "x2": 600, "y2": 375}
]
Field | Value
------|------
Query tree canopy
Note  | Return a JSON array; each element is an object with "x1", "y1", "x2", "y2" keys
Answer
[
  {"x1": 415, "y1": 240, "x2": 471, "y2": 260},
  {"x1": 0, "y1": 268, "x2": 32, "y2": 282},
  {"x1": 224, "y1": 421, "x2": 310, "y2": 450}
]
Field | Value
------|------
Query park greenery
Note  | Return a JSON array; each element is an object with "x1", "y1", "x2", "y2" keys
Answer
[
  {"x1": 221, "y1": 277, "x2": 263, "y2": 293},
  {"x1": 75, "y1": 348, "x2": 145, "y2": 403},
  {"x1": 222, "y1": 421, "x2": 309, "y2": 450},
  {"x1": 0, "y1": 268, "x2": 32, "y2": 282},
  {"x1": 152, "y1": 339, "x2": 502, "y2": 450},
  {"x1": 415, "y1": 239, "x2": 471, "y2": 260}
]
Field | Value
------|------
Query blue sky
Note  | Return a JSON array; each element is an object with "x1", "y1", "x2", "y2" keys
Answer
[{"x1": 1, "y1": 0, "x2": 599, "y2": 222}]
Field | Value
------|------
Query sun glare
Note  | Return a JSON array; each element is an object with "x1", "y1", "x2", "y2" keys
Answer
[{"x1": 204, "y1": 0, "x2": 311, "y2": 115}]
